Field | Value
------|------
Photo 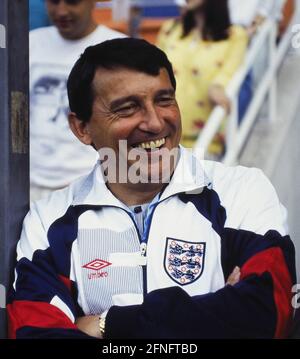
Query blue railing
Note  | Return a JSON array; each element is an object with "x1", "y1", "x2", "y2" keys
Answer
[
  {"x1": 142, "y1": 6, "x2": 179, "y2": 18},
  {"x1": 96, "y1": 1, "x2": 180, "y2": 18}
]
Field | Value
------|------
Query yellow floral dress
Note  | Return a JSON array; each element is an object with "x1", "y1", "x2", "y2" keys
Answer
[{"x1": 157, "y1": 20, "x2": 248, "y2": 154}]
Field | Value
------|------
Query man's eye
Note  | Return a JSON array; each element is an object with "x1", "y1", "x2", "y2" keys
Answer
[
  {"x1": 115, "y1": 104, "x2": 138, "y2": 115},
  {"x1": 157, "y1": 97, "x2": 175, "y2": 105}
]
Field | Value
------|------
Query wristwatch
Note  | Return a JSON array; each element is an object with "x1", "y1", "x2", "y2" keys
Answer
[{"x1": 99, "y1": 315, "x2": 106, "y2": 337}]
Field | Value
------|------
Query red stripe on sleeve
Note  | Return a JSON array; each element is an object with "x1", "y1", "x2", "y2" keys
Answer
[
  {"x1": 59, "y1": 275, "x2": 72, "y2": 291},
  {"x1": 240, "y1": 247, "x2": 293, "y2": 338},
  {"x1": 7, "y1": 300, "x2": 77, "y2": 339}
]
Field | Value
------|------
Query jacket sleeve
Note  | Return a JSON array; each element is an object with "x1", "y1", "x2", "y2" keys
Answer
[
  {"x1": 105, "y1": 170, "x2": 296, "y2": 339},
  {"x1": 7, "y1": 203, "x2": 91, "y2": 339}
]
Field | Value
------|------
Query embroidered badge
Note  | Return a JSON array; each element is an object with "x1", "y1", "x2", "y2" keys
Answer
[{"x1": 164, "y1": 238, "x2": 206, "y2": 285}]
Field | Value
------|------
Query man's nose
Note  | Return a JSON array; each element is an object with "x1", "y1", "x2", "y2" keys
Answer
[
  {"x1": 139, "y1": 105, "x2": 164, "y2": 134},
  {"x1": 56, "y1": 1, "x2": 69, "y2": 16}
]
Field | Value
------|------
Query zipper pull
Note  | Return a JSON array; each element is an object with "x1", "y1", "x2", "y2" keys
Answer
[{"x1": 140, "y1": 242, "x2": 147, "y2": 257}]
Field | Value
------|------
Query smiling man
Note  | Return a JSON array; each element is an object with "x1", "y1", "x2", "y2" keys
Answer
[
  {"x1": 8, "y1": 38, "x2": 296, "y2": 339},
  {"x1": 67, "y1": 52, "x2": 182, "y2": 202},
  {"x1": 29, "y1": 0, "x2": 125, "y2": 201}
]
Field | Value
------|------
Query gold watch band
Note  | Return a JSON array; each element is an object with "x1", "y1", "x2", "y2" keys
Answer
[{"x1": 99, "y1": 315, "x2": 106, "y2": 336}]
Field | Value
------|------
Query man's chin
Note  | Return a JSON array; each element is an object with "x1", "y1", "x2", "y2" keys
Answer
[
  {"x1": 127, "y1": 162, "x2": 173, "y2": 185},
  {"x1": 57, "y1": 27, "x2": 77, "y2": 40},
  {"x1": 126, "y1": 146, "x2": 179, "y2": 184}
]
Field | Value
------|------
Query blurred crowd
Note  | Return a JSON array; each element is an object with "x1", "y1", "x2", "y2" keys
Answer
[{"x1": 28, "y1": 0, "x2": 294, "y2": 200}]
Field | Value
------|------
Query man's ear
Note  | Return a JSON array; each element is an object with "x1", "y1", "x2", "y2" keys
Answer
[{"x1": 68, "y1": 112, "x2": 92, "y2": 145}]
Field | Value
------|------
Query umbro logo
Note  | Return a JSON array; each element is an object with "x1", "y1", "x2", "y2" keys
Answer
[
  {"x1": 82, "y1": 259, "x2": 112, "y2": 271},
  {"x1": 83, "y1": 259, "x2": 112, "y2": 280}
]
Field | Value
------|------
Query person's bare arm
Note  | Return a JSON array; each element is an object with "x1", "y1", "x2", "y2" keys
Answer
[{"x1": 208, "y1": 84, "x2": 231, "y2": 113}]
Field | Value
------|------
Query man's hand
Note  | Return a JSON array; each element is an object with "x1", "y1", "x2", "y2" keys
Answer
[
  {"x1": 75, "y1": 267, "x2": 240, "y2": 338},
  {"x1": 208, "y1": 84, "x2": 231, "y2": 114},
  {"x1": 75, "y1": 315, "x2": 103, "y2": 339},
  {"x1": 226, "y1": 266, "x2": 241, "y2": 286}
]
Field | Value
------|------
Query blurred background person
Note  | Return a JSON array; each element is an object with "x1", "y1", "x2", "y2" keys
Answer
[
  {"x1": 157, "y1": 0, "x2": 248, "y2": 157},
  {"x1": 156, "y1": 0, "x2": 187, "y2": 50},
  {"x1": 128, "y1": 2, "x2": 143, "y2": 38},
  {"x1": 29, "y1": 0, "x2": 51, "y2": 30},
  {"x1": 278, "y1": 0, "x2": 295, "y2": 36},
  {"x1": 229, "y1": 0, "x2": 285, "y2": 37},
  {"x1": 30, "y1": 0, "x2": 125, "y2": 201},
  {"x1": 229, "y1": 1, "x2": 288, "y2": 123}
]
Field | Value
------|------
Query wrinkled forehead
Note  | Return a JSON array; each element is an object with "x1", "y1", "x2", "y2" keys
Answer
[{"x1": 91, "y1": 66, "x2": 174, "y2": 102}]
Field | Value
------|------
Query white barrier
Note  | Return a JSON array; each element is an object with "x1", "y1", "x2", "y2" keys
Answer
[
  {"x1": 0, "y1": 24, "x2": 5, "y2": 49},
  {"x1": 194, "y1": 12, "x2": 298, "y2": 166},
  {"x1": 0, "y1": 284, "x2": 5, "y2": 309}
]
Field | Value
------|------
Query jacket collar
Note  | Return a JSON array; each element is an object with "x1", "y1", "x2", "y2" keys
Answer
[{"x1": 72, "y1": 146, "x2": 210, "y2": 208}]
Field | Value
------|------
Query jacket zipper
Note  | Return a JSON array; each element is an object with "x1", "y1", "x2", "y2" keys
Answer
[
  {"x1": 75, "y1": 192, "x2": 189, "y2": 299},
  {"x1": 92, "y1": 203, "x2": 160, "y2": 298}
]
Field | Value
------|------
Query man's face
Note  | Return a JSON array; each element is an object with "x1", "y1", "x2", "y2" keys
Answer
[
  {"x1": 86, "y1": 67, "x2": 182, "y2": 184},
  {"x1": 45, "y1": 0, "x2": 95, "y2": 40}
]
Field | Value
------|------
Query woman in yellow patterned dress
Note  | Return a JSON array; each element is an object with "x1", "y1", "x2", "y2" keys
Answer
[{"x1": 157, "y1": 0, "x2": 248, "y2": 156}]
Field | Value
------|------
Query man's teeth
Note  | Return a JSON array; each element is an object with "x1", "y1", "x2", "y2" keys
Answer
[{"x1": 136, "y1": 138, "x2": 166, "y2": 149}]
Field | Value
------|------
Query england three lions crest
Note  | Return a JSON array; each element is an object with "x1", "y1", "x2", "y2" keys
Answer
[{"x1": 164, "y1": 238, "x2": 206, "y2": 285}]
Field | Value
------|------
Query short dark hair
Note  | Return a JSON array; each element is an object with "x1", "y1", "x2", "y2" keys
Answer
[
  {"x1": 67, "y1": 38, "x2": 177, "y2": 123},
  {"x1": 182, "y1": 0, "x2": 231, "y2": 41}
]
